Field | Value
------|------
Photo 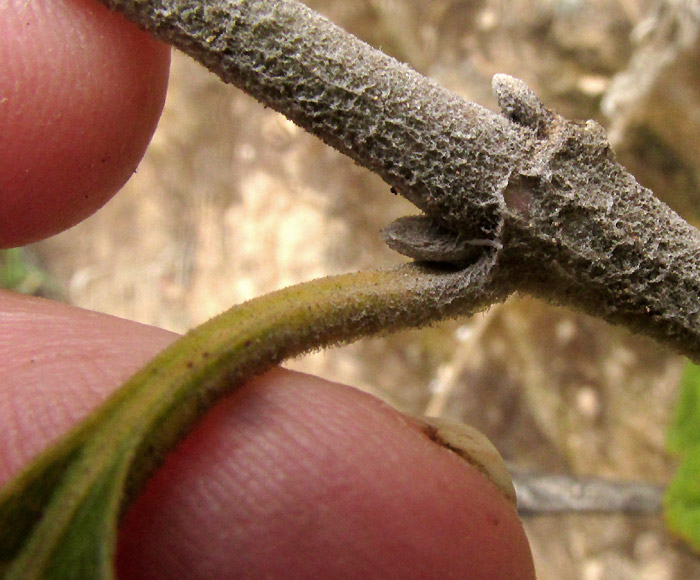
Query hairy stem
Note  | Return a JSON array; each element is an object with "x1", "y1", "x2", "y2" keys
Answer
[{"x1": 98, "y1": 0, "x2": 700, "y2": 360}]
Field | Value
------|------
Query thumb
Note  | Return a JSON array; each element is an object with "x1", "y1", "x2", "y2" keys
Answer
[{"x1": 117, "y1": 369, "x2": 535, "y2": 580}]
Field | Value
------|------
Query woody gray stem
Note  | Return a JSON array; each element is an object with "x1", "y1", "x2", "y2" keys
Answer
[
  {"x1": 512, "y1": 471, "x2": 664, "y2": 516},
  {"x1": 98, "y1": 0, "x2": 700, "y2": 361},
  {"x1": 98, "y1": 0, "x2": 528, "y2": 240}
]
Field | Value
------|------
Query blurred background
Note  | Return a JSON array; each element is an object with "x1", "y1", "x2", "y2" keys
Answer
[{"x1": 5, "y1": 0, "x2": 700, "y2": 577}]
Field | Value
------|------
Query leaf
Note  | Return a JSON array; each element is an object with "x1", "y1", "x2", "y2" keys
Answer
[
  {"x1": 665, "y1": 361, "x2": 700, "y2": 551},
  {"x1": 665, "y1": 448, "x2": 700, "y2": 552},
  {"x1": 668, "y1": 362, "x2": 700, "y2": 455},
  {"x1": 0, "y1": 264, "x2": 495, "y2": 579}
]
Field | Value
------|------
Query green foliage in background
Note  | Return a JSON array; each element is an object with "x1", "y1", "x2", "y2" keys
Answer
[
  {"x1": 0, "y1": 248, "x2": 57, "y2": 297},
  {"x1": 665, "y1": 362, "x2": 700, "y2": 551}
]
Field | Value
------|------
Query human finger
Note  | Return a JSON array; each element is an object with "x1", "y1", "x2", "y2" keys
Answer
[{"x1": 0, "y1": 0, "x2": 170, "y2": 248}]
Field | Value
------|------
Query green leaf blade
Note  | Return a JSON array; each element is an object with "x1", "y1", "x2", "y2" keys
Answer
[
  {"x1": 665, "y1": 443, "x2": 700, "y2": 552},
  {"x1": 668, "y1": 362, "x2": 700, "y2": 455},
  {"x1": 665, "y1": 361, "x2": 700, "y2": 552}
]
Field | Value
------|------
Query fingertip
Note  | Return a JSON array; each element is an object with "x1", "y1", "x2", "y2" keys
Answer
[
  {"x1": 0, "y1": 0, "x2": 170, "y2": 247},
  {"x1": 117, "y1": 371, "x2": 536, "y2": 580}
]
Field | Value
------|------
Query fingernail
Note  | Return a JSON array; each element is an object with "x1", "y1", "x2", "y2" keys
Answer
[{"x1": 411, "y1": 415, "x2": 517, "y2": 507}]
